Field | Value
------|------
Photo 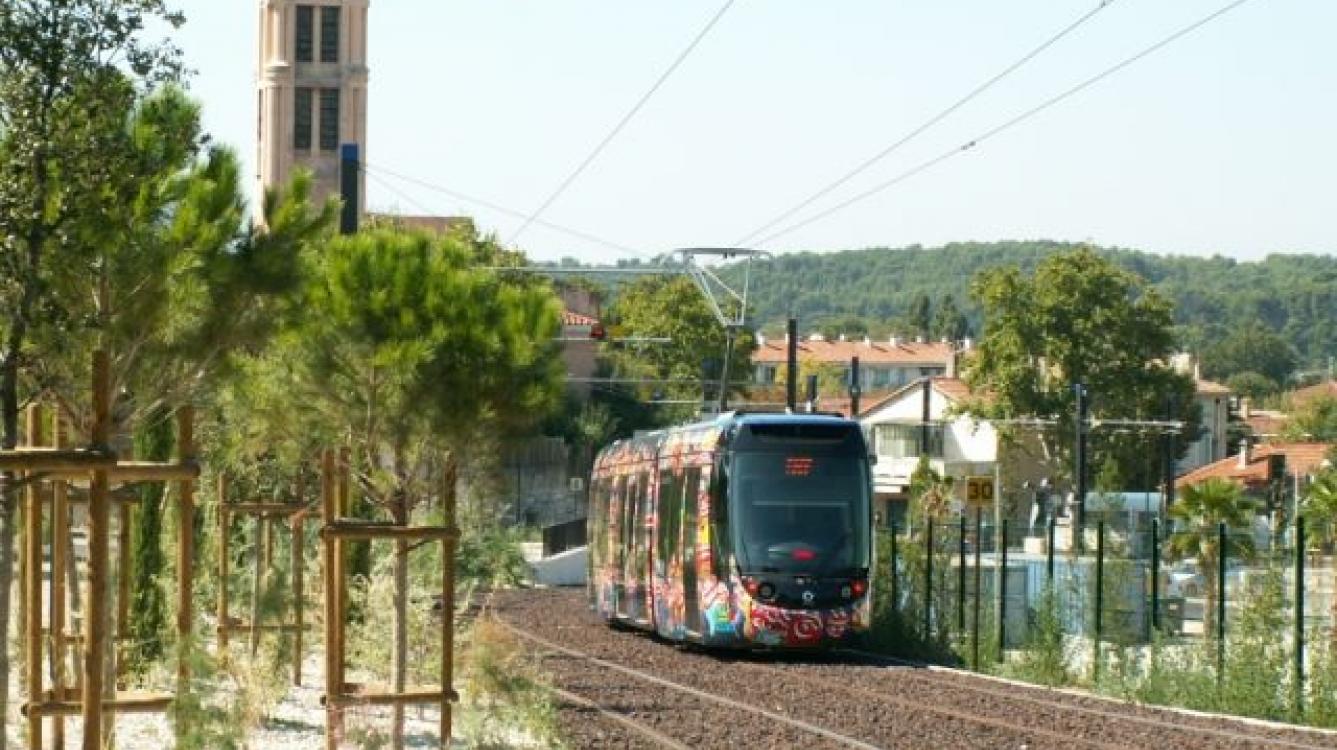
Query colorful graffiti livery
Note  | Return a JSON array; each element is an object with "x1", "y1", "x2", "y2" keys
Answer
[{"x1": 588, "y1": 413, "x2": 874, "y2": 649}]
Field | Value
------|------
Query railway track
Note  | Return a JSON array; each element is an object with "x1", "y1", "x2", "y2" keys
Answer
[{"x1": 494, "y1": 588, "x2": 1337, "y2": 749}]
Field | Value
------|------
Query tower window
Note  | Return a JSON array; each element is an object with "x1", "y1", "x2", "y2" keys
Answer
[
  {"x1": 294, "y1": 88, "x2": 313, "y2": 150},
  {"x1": 295, "y1": 5, "x2": 314, "y2": 63},
  {"x1": 320, "y1": 6, "x2": 340, "y2": 63},
  {"x1": 319, "y1": 88, "x2": 340, "y2": 151}
]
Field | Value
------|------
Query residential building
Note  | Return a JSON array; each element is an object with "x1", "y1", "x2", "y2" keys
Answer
[
  {"x1": 1168, "y1": 353, "x2": 1232, "y2": 475},
  {"x1": 858, "y1": 377, "x2": 1045, "y2": 529},
  {"x1": 257, "y1": 0, "x2": 369, "y2": 214},
  {"x1": 1176, "y1": 440, "x2": 1333, "y2": 514},
  {"x1": 751, "y1": 334, "x2": 956, "y2": 392}
]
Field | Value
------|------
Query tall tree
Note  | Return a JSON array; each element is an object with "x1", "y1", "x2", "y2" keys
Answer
[
  {"x1": 963, "y1": 248, "x2": 1198, "y2": 491},
  {"x1": 932, "y1": 293, "x2": 969, "y2": 342},
  {"x1": 1285, "y1": 395, "x2": 1337, "y2": 443},
  {"x1": 233, "y1": 227, "x2": 563, "y2": 749},
  {"x1": 907, "y1": 293, "x2": 932, "y2": 340},
  {"x1": 604, "y1": 275, "x2": 755, "y2": 425},
  {"x1": 0, "y1": 3, "x2": 185, "y2": 736},
  {"x1": 1200, "y1": 321, "x2": 1298, "y2": 385}
]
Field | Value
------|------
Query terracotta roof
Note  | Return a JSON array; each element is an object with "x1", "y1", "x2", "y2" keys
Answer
[
  {"x1": 752, "y1": 338, "x2": 953, "y2": 366},
  {"x1": 1175, "y1": 442, "x2": 1333, "y2": 489},
  {"x1": 856, "y1": 376, "x2": 979, "y2": 418},
  {"x1": 1195, "y1": 378, "x2": 1231, "y2": 396},
  {"x1": 1292, "y1": 380, "x2": 1337, "y2": 405},
  {"x1": 561, "y1": 310, "x2": 600, "y2": 327}
]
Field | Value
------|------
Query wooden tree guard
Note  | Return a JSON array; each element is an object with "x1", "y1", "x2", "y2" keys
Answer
[
  {"x1": 216, "y1": 471, "x2": 312, "y2": 684},
  {"x1": 2, "y1": 351, "x2": 201, "y2": 750},
  {"x1": 318, "y1": 448, "x2": 459, "y2": 749}
]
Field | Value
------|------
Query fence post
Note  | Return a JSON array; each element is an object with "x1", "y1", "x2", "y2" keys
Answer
[
  {"x1": 1294, "y1": 516, "x2": 1305, "y2": 716},
  {"x1": 889, "y1": 521, "x2": 899, "y2": 616},
  {"x1": 996, "y1": 519, "x2": 1008, "y2": 661},
  {"x1": 973, "y1": 508, "x2": 982, "y2": 670},
  {"x1": 958, "y1": 515, "x2": 967, "y2": 634},
  {"x1": 1094, "y1": 519, "x2": 1105, "y2": 682},
  {"x1": 1151, "y1": 518, "x2": 1160, "y2": 633},
  {"x1": 1046, "y1": 516, "x2": 1055, "y2": 585},
  {"x1": 1217, "y1": 521, "x2": 1227, "y2": 682},
  {"x1": 924, "y1": 520, "x2": 934, "y2": 641}
]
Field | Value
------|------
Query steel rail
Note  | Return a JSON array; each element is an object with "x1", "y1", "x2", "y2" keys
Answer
[{"x1": 497, "y1": 619, "x2": 882, "y2": 750}]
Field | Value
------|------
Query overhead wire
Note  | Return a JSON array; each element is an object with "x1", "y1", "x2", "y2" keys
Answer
[
  {"x1": 363, "y1": 162, "x2": 646, "y2": 258},
  {"x1": 752, "y1": 0, "x2": 1259, "y2": 249},
  {"x1": 734, "y1": 0, "x2": 1119, "y2": 247},
  {"x1": 507, "y1": 0, "x2": 737, "y2": 245}
]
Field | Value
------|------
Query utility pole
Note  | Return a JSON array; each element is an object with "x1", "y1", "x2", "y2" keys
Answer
[
  {"x1": 1074, "y1": 383, "x2": 1089, "y2": 553},
  {"x1": 806, "y1": 375, "x2": 818, "y2": 413},
  {"x1": 1162, "y1": 394, "x2": 1179, "y2": 513}
]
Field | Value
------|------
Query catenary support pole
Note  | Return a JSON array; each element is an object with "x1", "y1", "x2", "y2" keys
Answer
[
  {"x1": 849, "y1": 357, "x2": 861, "y2": 417},
  {"x1": 1074, "y1": 383, "x2": 1088, "y2": 552}
]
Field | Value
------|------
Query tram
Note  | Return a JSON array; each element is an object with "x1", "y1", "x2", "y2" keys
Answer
[{"x1": 588, "y1": 412, "x2": 873, "y2": 648}]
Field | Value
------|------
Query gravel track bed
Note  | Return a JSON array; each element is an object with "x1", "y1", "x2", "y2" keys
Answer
[
  {"x1": 762, "y1": 655, "x2": 1337, "y2": 750},
  {"x1": 496, "y1": 588, "x2": 1337, "y2": 750}
]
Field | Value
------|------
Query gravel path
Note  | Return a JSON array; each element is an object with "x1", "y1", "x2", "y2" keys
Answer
[{"x1": 494, "y1": 587, "x2": 1337, "y2": 750}]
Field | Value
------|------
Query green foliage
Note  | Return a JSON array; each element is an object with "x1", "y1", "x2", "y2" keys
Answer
[
  {"x1": 457, "y1": 527, "x2": 531, "y2": 588},
  {"x1": 1285, "y1": 395, "x2": 1337, "y2": 442},
  {"x1": 129, "y1": 407, "x2": 175, "y2": 672},
  {"x1": 460, "y1": 620, "x2": 562, "y2": 748},
  {"x1": 1201, "y1": 321, "x2": 1298, "y2": 385},
  {"x1": 1225, "y1": 371, "x2": 1281, "y2": 400},
  {"x1": 1168, "y1": 478, "x2": 1257, "y2": 636},
  {"x1": 1007, "y1": 585, "x2": 1069, "y2": 686},
  {"x1": 602, "y1": 275, "x2": 755, "y2": 426},
  {"x1": 716, "y1": 241, "x2": 1337, "y2": 373},
  {"x1": 963, "y1": 248, "x2": 1198, "y2": 489}
]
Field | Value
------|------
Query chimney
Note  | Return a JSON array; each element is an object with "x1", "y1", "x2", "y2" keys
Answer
[
  {"x1": 863, "y1": 336, "x2": 872, "y2": 347},
  {"x1": 838, "y1": 333, "x2": 847, "y2": 342},
  {"x1": 914, "y1": 335, "x2": 925, "y2": 344},
  {"x1": 889, "y1": 335, "x2": 901, "y2": 347},
  {"x1": 962, "y1": 337, "x2": 974, "y2": 350},
  {"x1": 946, "y1": 350, "x2": 958, "y2": 379},
  {"x1": 1240, "y1": 397, "x2": 1251, "y2": 420},
  {"x1": 1194, "y1": 360, "x2": 1202, "y2": 380},
  {"x1": 1237, "y1": 439, "x2": 1251, "y2": 469},
  {"x1": 756, "y1": 333, "x2": 766, "y2": 347}
]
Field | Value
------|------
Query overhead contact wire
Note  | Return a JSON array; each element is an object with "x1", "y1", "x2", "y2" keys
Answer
[
  {"x1": 735, "y1": 0, "x2": 1119, "y2": 247},
  {"x1": 754, "y1": 0, "x2": 1258, "y2": 248},
  {"x1": 508, "y1": 0, "x2": 737, "y2": 245}
]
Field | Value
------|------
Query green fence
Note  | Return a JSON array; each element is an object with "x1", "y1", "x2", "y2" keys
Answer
[{"x1": 871, "y1": 513, "x2": 1337, "y2": 725}]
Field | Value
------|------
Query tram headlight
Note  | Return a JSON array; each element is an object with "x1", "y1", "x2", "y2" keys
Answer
[{"x1": 850, "y1": 579, "x2": 868, "y2": 597}]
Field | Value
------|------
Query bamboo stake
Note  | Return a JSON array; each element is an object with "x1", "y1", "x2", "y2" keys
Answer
[
  {"x1": 117, "y1": 495, "x2": 131, "y2": 685},
  {"x1": 292, "y1": 510, "x2": 304, "y2": 686},
  {"x1": 177, "y1": 405, "x2": 195, "y2": 693},
  {"x1": 250, "y1": 516, "x2": 265, "y2": 657},
  {"x1": 25, "y1": 404, "x2": 44, "y2": 750},
  {"x1": 321, "y1": 448, "x2": 339, "y2": 750},
  {"x1": 334, "y1": 447, "x2": 349, "y2": 744},
  {"x1": 52, "y1": 417, "x2": 68, "y2": 748},
  {"x1": 83, "y1": 349, "x2": 111, "y2": 750},
  {"x1": 442, "y1": 454, "x2": 457, "y2": 745},
  {"x1": 217, "y1": 475, "x2": 230, "y2": 654}
]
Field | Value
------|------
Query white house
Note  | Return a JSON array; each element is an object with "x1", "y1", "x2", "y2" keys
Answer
[{"x1": 858, "y1": 377, "x2": 1004, "y2": 526}]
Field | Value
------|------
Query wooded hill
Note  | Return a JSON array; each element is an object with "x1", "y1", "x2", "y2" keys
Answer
[{"x1": 717, "y1": 241, "x2": 1336, "y2": 372}]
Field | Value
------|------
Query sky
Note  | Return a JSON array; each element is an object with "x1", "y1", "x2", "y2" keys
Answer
[{"x1": 174, "y1": 0, "x2": 1336, "y2": 263}]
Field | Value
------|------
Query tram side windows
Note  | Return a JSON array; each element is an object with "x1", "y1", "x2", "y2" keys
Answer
[
  {"x1": 681, "y1": 466, "x2": 702, "y2": 623},
  {"x1": 710, "y1": 457, "x2": 730, "y2": 579},
  {"x1": 657, "y1": 469, "x2": 682, "y2": 578},
  {"x1": 634, "y1": 471, "x2": 652, "y2": 582}
]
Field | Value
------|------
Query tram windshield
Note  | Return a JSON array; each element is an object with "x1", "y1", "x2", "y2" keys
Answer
[{"x1": 730, "y1": 449, "x2": 871, "y2": 576}]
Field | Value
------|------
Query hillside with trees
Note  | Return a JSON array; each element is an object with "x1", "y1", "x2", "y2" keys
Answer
[{"x1": 717, "y1": 241, "x2": 1336, "y2": 384}]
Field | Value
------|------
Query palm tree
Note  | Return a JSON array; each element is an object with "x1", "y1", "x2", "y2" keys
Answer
[
  {"x1": 1301, "y1": 466, "x2": 1337, "y2": 645},
  {"x1": 1167, "y1": 477, "x2": 1257, "y2": 638}
]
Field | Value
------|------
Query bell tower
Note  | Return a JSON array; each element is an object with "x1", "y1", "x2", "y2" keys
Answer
[{"x1": 257, "y1": 0, "x2": 369, "y2": 216}]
